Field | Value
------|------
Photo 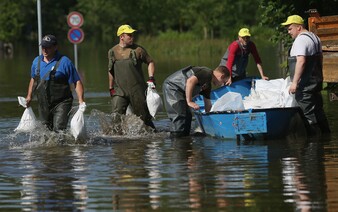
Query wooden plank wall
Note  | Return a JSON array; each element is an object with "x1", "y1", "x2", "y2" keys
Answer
[{"x1": 309, "y1": 14, "x2": 338, "y2": 82}]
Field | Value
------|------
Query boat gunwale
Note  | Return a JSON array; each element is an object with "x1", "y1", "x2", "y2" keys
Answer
[{"x1": 194, "y1": 106, "x2": 303, "y2": 116}]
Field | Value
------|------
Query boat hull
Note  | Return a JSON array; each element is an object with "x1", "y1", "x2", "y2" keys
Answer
[
  {"x1": 194, "y1": 107, "x2": 307, "y2": 139},
  {"x1": 193, "y1": 78, "x2": 308, "y2": 139}
]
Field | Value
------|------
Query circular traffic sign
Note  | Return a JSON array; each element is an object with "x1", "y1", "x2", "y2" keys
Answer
[
  {"x1": 68, "y1": 28, "x2": 84, "y2": 44},
  {"x1": 67, "y1": 11, "x2": 84, "y2": 28}
]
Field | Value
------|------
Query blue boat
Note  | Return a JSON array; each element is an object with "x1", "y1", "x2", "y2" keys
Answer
[{"x1": 193, "y1": 78, "x2": 308, "y2": 140}]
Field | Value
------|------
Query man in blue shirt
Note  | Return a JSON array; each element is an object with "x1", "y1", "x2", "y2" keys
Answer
[{"x1": 25, "y1": 34, "x2": 85, "y2": 132}]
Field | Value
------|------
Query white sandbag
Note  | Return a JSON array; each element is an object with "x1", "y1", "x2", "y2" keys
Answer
[
  {"x1": 18, "y1": 96, "x2": 27, "y2": 107},
  {"x1": 243, "y1": 78, "x2": 296, "y2": 109},
  {"x1": 244, "y1": 89, "x2": 281, "y2": 109},
  {"x1": 146, "y1": 87, "x2": 162, "y2": 118},
  {"x1": 281, "y1": 86, "x2": 297, "y2": 107},
  {"x1": 126, "y1": 104, "x2": 134, "y2": 115},
  {"x1": 210, "y1": 92, "x2": 245, "y2": 112},
  {"x1": 15, "y1": 107, "x2": 37, "y2": 132},
  {"x1": 70, "y1": 102, "x2": 86, "y2": 140},
  {"x1": 281, "y1": 77, "x2": 297, "y2": 107},
  {"x1": 15, "y1": 96, "x2": 37, "y2": 132},
  {"x1": 255, "y1": 78, "x2": 285, "y2": 92}
]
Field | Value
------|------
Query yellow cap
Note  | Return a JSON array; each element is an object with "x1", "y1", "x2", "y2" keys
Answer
[
  {"x1": 117, "y1": 24, "x2": 136, "y2": 36},
  {"x1": 281, "y1": 15, "x2": 304, "y2": 26},
  {"x1": 238, "y1": 28, "x2": 251, "y2": 37}
]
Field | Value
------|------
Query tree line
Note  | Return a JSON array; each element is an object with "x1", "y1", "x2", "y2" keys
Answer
[{"x1": 1, "y1": 0, "x2": 338, "y2": 44}]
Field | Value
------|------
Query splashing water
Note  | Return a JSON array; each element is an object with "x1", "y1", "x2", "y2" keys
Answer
[
  {"x1": 6, "y1": 125, "x2": 77, "y2": 149},
  {"x1": 88, "y1": 109, "x2": 156, "y2": 137},
  {"x1": 2, "y1": 109, "x2": 167, "y2": 148}
]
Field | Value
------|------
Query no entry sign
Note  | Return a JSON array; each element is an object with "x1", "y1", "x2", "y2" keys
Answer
[{"x1": 67, "y1": 28, "x2": 84, "y2": 44}]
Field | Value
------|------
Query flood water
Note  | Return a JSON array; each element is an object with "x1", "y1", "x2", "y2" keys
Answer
[{"x1": 0, "y1": 41, "x2": 338, "y2": 211}]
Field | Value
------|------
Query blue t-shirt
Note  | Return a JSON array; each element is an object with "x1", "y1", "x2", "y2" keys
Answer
[{"x1": 31, "y1": 51, "x2": 81, "y2": 84}]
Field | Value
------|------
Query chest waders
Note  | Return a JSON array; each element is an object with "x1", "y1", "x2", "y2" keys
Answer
[
  {"x1": 287, "y1": 34, "x2": 330, "y2": 134},
  {"x1": 287, "y1": 34, "x2": 323, "y2": 92},
  {"x1": 33, "y1": 56, "x2": 73, "y2": 131},
  {"x1": 162, "y1": 66, "x2": 200, "y2": 137},
  {"x1": 111, "y1": 49, "x2": 155, "y2": 129},
  {"x1": 220, "y1": 41, "x2": 250, "y2": 79}
]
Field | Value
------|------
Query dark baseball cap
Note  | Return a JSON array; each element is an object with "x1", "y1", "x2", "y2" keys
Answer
[{"x1": 40, "y1": 34, "x2": 57, "y2": 48}]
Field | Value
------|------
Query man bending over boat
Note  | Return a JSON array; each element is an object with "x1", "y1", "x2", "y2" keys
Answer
[{"x1": 163, "y1": 66, "x2": 230, "y2": 138}]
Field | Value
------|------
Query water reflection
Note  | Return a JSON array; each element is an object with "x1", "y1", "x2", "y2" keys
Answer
[
  {"x1": 0, "y1": 126, "x2": 336, "y2": 210},
  {"x1": 199, "y1": 138, "x2": 269, "y2": 209},
  {"x1": 145, "y1": 139, "x2": 163, "y2": 209},
  {"x1": 70, "y1": 147, "x2": 88, "y2": 210},
  {"x1": 18, "y1": 146, "x2": 89, "y2": 211},
  {"x1": 269, "y1": 137, "x2": 329, "y2": 211}
]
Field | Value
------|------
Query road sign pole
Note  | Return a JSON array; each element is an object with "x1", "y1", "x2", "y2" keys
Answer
[
  {"x1": 37, "y1": 0, "x2": 42, "y2": 55},
  {"x1": 74, "y1": 44, "x2": 78, "y2": 70}
]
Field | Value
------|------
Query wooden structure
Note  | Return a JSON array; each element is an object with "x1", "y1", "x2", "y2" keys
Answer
[{"x1": 308, "y1": 9, "x2": 338, "y2": 83}]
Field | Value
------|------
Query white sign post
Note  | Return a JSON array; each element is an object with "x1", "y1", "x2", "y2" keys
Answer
[{"x1": 37, "y1": 0, "x2": 42, "y2": 55}]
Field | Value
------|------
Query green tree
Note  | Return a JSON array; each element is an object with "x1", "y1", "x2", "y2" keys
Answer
[
  {"x1": 259, "y1": 0, "x2": 338, "y2": 47},
  {"x1": 0, "y1": 0, "x2": 24, "y2": 42},
  {"x1": 75, "y1": 0, "x2": 122, "y2": 43}
]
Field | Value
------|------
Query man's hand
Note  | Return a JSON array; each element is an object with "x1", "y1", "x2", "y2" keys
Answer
[
  {"x1": 79, "y1": 102, "x2": 86, "y2": 112},
  {"x1": 25, "y1": 96, "x2": 32, "y2": 108},
  {"x1": 147, "y1": 76, "x2": 156, "y2": 89},
  {"x1": 187, "y1": 101, "x2": 200, "y2": 110},
  {"x1": 261, "y1": 75, "x2": 269, "y2": 80},
  {"x1": 225, "y1": 77, "x2": 232, "y2": 86},
  {"x1": 109, "y1": 88, "x2": 115, "y2": 97},
  {"x1": 289, "y1": 82, "x2": 297, "y2": 94}
]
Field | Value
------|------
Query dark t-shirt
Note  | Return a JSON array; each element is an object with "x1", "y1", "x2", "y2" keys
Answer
[{"x1": 191, "y1": 66, "x2": 212, "y2": 99}]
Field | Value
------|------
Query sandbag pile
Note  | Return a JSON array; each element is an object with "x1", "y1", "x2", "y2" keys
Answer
[
  {"x1": 210, "y1": 77, "x2": 297, "y2": 112},
  {"x1": 243, "y1": 77, "x2": 297, "y2": 109}
]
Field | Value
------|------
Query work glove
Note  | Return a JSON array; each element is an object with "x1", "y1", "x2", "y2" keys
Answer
[
  {"x1": 109, "y1": 88, "x2": 115, "y2": 97},
  {"x1": 147, "y1": 76, "x2": 156, "y2": 89},
  {"x1": 79, "y1": 102, "x2": 86, "y2": 112}
]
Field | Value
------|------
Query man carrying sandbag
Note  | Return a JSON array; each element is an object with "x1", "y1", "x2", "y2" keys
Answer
[
  {"x1": 25, "y1": 34, "x2": 85, "y2": 132},
  {"x1": 107, "y1": 25, "x2": 156, "y2": 130}
]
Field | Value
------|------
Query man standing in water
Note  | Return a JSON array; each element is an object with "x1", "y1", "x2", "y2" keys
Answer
[
  {"x1": 25, "y1": 34, "x2": 85, "y2": 132},
  {"x1": 107, "y1": 24, "x2": 156, "y2": 130},
  {"x1": 163, "y1": 66, "x2": 230, "y2": 138},
  {"x1": 281, "y1": 15, "x2": 330, "y2": 134}
]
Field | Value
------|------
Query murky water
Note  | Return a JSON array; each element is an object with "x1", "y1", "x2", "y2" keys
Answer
[
  {"x1": 1, "y1": 42, "x2": 338, "y2": 211},
  {"x1": 1, "y1": 93, "x2": 337, "y2": 211}
]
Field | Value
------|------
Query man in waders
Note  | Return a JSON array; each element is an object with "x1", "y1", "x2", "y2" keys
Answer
[
  {"x1": 281, "y1": 15, "x2": 330, "y2": 135},
  {"x1": 107, "y1": 24, "x2": 156, "y2": 130},
  {"x1": 163, "y1": 66, "x2": 230, "y2": 138},
  {"x1": 25, "y1": 34, "x2": 85, "y2": 132},
  {"x1": 219, "y1": 28, "x2": 269, "y2": 85}
]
